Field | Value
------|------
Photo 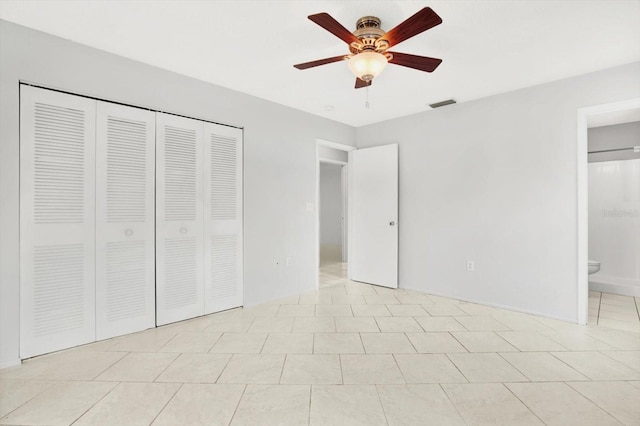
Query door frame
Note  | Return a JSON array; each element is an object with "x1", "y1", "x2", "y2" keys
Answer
[
  {"x1": 576, "y1": 97, "x2": 640, "y2": 325},
  {"x1": 315, "y1": 139, "x2": 356, "y2": 289}
]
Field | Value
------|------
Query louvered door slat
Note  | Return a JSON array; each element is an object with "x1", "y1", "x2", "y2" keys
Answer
[
  {"x1": 20, "y1": 86, "x2": 96, "y2": 358},
  {"x1": 204, "y1": 123, "x2": 243, "y2": 314},
  {"x1": 156, "y1": 113, "x2": 204, "y2": 325},
  {"x1": 95, "y1": 102, "x2": 156, "y2": 340}
]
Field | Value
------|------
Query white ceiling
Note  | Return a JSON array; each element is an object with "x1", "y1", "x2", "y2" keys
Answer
[{"x1": 2, "y1": 0, "x2": 639, "y2": 127}]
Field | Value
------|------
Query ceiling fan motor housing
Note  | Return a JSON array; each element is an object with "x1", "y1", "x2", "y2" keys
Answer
[{"x1": 351, "y1": 16, "x2": 390, "y2": 54}]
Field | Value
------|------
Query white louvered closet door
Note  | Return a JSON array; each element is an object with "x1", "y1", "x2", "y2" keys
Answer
[
  {"x1": 20, "y1": 86, "x2": 96, "y2": 358},
  {"x1": 95, "y1": 102, "x2": 156, "y2": 339},
  {"x1": 156, "y1": 113, "x2": 205, "y2": 325},
  {"x1": 204, "y1": 123, "x2": 243, "y2": 314}
]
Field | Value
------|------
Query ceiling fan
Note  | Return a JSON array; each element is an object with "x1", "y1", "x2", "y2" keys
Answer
[{"x1": 294, "y1": 7, "x2": 443, "y2": 89}]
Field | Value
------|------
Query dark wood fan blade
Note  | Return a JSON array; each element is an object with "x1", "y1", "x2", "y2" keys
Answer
[
  {"x1": 380, "y1": 7, "x2": 442, "y2": 48},
  {"x1": 309, "y1": 13, "x2": 361, "y2": 45},
  {"x1": 294, "y1": 55, "x2": 347, "y2": 70},
  {"x1": 355, "y1": 78, "x2": 372, "y2": 89},
  {"x1": 388, "y1": 51, "x2": 442, "y2": 72}
]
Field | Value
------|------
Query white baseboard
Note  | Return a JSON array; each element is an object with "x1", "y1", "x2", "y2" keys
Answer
[
  {"x1": 403, "y1": 286, "x2": 579, "y2": 324},
  {"x1": 589, "y1": 280, "x2": 640, "y2": 297}
]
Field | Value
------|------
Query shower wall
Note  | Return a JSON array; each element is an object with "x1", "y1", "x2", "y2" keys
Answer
[{"x1": 588, "y1": 158, "x2": 640, "y2": 296}]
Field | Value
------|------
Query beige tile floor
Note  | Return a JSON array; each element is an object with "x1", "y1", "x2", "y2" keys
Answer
[
  {"x1": 1, "y1": 262, "x2": 639, "y2": 425},
  {"x1": 589, "y1": 289, "x2": 640, "y2": 333}
]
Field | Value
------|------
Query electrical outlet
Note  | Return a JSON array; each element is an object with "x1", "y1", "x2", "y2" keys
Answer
[
  {"x1": 306, "y1": 202, "x2": 314, "y2": 212},
  {"x1": 466, "y1": 260, "x2": 474, "y2": 271},
  {"x1": 286, "y1": 257, "x2": 293, "y2": 266}
]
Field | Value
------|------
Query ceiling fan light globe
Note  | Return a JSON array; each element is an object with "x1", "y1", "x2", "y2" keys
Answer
[{"x1": 348, "y1": 51, "x2": 387, "y2": 81}]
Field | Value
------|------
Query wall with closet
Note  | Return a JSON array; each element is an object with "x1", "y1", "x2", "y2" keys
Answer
[
  {"x1": 19, "y1": 86, "x2": 243, "y2": 357},
  {"x1": 0, "y1": 20, "x2": 356, "y2": 367}
]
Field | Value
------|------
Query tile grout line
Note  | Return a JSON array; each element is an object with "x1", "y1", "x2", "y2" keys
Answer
[
  {"x1": 205, "y1": 331, "x2": 224, "y2": 352},
  {"x1": 373, "y1": 384, "x2": 391, "y2": 426},
  {"x1": 151, "y1": 353, "x2": 181, "y2": 382},
  {"x1": 278, "y1": 354, "x2": 287, "y2": 384},
  {"x1": 0, "y1": 380, "x2": 58, "y2": 421},
  {"x1": 565, "y1": 380, "x2": 633, "y2": 424},
  {"x1": 227, "y1": 384, "x2": 248, "y2": 425},
  {"x1": 546, "y1": 352, "x2": 595, "y2": 381},
  {"x1": 69, "y1": 381, "x2": 123, "y2": 425},
  {"x1": 501, "y1": 382, "x2": 547, "y2": 425},
  {"x1": 307, "y1": 385, "x2": 312, "y2": 426},
  {"x1": 438, "y1": 384, "x2": 469, "y2": 426},
  {"x1": 449, "y1": 331, "x2": 471, "y2": 353},
  {"x1": 148, "y1": 382, "x2": 183, "y2": 425},
  {"x1": 442, "y1": 352, "x2": 471, "y2": 384},
  {"x1": 390, "y1": 353, "x2": 408, "y2": 384},
  {"x1": 89, "y1": 351, "x2": 130, "y2": 381},
  {"x1": 214, "y1": 354, "x2": 234, "y2": 383},
  {"x1": 496, "y1": 352, "x2": 535, "y2": 382},
  {"x1": 403, "y1": 331, "x2": 419, "y2": 354}
]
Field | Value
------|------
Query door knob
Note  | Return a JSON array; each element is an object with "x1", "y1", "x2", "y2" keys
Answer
[
  {"x1": 180, "y1": 227, "x2": 188, "y2": 234},
  {"x1": 389, "y1": 221, "x2": 395, "y2": 226},
  {"x1": 124, "y1": 228, "x2": 134, "y2": 236}
]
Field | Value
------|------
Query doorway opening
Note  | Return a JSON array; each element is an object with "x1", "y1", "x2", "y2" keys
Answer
[
  {"x1": 576, "y1": 97, "x2": 640, "y2": 326},
  {"x1": 315, "y1": 140, "x2": 356, "y2": 289}
]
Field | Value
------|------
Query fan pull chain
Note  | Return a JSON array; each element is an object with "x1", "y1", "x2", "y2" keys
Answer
[{"x1": 365, "y1": 86, "x2": 370, "y2": 109}]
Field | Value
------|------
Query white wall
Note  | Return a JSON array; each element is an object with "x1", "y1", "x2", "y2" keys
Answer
[
  {"x1": 320, "y1": 163, "x2": 343, "y2": 263},
  {"x1": 588, "y1": 159, "x2": 640, "y2": 296},
  {"x1": 356, "y1": 61, "x2": 640, "y2": 322},
  {"x1": 0, "y1": 20, "x2": 356, "y2": 368}
]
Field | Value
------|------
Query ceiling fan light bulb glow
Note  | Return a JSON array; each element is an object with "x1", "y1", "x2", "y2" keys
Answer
[{"x1": 348, "y1": 51, "x2": 388, "y2": 82}]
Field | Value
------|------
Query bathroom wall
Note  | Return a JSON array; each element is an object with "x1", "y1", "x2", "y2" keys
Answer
[
  {"x1": 320, "y1": 163, "x2": 343, "y2": 264},
  {"x1": 588, "y1": 159, "x2": 640, "y2": 296}
]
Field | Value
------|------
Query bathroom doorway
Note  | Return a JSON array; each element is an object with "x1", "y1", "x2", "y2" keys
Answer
[
  {"x1": 319, "y1": 162, "x2": 347, "y2": 287},
  {"x1": 577, "y1": 98, "x2": 640, "y2": 327},
  {"x1": 315, "y1": 140, "x2": 355, "y2": 289}
]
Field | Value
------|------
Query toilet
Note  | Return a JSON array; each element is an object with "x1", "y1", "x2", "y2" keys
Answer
[{"x1": 588, "y1": 260, "x2": 601, "y2": 275}]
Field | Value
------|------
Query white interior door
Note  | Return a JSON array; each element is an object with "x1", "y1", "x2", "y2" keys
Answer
[
  {"x1": 156, "y1": 113, "x2": 204, "y2": 325},
  {"x1": 349, "y1": 144, "x2": 398, "y2": 288},
  {"x1": 95, "y1": 102, "x2": 156, "y2": 339},
  {"x1": 203, "y1": 123, "x2": 243, "y2": 314},
  {"x1": 20, "y1": 86, "x2": 97, "y2": 358}
]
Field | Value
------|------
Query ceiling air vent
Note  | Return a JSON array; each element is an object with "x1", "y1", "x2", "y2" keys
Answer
[{"x1": 429, "y1": 99, "x2": 456, "y2": 109}]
